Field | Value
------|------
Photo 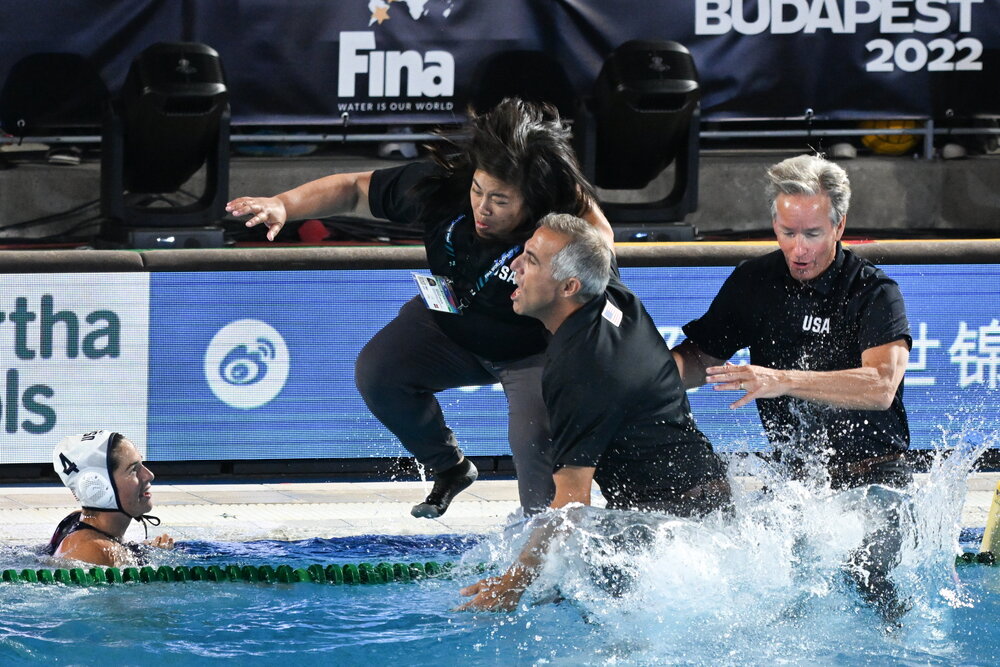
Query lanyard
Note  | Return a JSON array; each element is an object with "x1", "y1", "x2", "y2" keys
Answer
[{"x1": 444, "y1": 215, "x2": 522, "y2": 310}]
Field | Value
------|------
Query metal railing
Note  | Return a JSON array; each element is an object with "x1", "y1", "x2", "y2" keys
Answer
[{"x1": 3, "y1": 120, "x2": 998, "y2": 160}]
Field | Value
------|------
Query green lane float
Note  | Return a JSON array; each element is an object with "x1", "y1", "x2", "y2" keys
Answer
[
  {"x1": 5, "y1": 550, "x2": 996, "y2": 587},
  {"x1": 956, "y1": 551, "x2": 996, "y2": 566},
  {"x1": 0, "y1": 561, "x2": 459, "y2": 586}
]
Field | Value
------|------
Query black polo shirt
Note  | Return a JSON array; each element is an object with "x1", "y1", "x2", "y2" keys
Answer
[
  {"x1": 368, "y1": 162, "x2": 547, "y2": 362},
  {"x1": 546, "y1": 277, "x2": 727, "y2": 510},
  {"x1": 683, "y1": 245, "x2": 911, "y2": 466}
]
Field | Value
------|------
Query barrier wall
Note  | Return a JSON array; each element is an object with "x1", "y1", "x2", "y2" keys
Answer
[{"x1": 1, "y1": 240, "x2": 997, "y2": 466}]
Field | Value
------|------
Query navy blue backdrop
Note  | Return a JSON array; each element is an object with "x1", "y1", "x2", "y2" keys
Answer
[{"x1": 2, "y1": 0, "x2": 998, "y2": 127}]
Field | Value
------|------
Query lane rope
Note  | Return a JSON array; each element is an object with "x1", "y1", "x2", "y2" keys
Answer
[
  {"x1": 956, "y1": 552, "x2": 996, "y2": 566},
  {"x1": 0, "y1": 561, "x2": 480, "y2": 586},
  {"x1": 2, "y1": 553, "x2": 995, "y2": 586}
]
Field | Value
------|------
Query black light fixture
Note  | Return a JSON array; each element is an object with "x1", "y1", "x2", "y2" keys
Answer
[
  {"x1": 574, "y1": 40, "x2": 701, "y2": 241},
  {"x1": 100, "y1": 42, "x2": 230, "y2": 248}
]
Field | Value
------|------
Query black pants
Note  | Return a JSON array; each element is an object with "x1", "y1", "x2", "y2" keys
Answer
[
  {"x1": 625, "y1": 477, "x2": 734, "y2": 519},
  {"x1": 596, "y1": 478, "x2": 734, "y2": 597},
  {"x1": 778, "y1": 453, "x2": 912, "y2": 624},
  {"x1": 355, "y1": 296, "x2": 554, "y2": 511},
  {"x1": 840, "y1": 459, "x2": 913, "y2": 625}
]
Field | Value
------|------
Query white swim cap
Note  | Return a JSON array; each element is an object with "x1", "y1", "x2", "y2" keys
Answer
[{"x1": 52, "y1": 430, "x2": 122, "y2": 512}]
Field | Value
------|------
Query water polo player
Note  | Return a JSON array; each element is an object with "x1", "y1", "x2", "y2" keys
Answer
[{"x1": 46, "y1": 430, "x2": 174, "y2": 567}]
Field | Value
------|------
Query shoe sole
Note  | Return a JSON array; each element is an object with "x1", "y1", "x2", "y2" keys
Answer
[
  {"x1": 410, "y1": 503, "x2": 443, "y2": 519},
  {"x1": 410, "y1": 466, "x2": 478, "y2": 519}
]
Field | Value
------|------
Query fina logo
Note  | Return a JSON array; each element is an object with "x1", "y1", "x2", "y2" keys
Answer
[
  {"x1": 338, "y1": 31, "x2": 454, "y2": 98},
  {"x1": 204, "y1": 319, "x2": 290, "y2": 409}
]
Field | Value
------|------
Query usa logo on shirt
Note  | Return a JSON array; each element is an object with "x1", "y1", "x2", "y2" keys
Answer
[
  {"x1": 496, "y1": 265, "x2": 518, "y2": 285},
  {"x1": 802, "y1": 315, "x2": 831, "y2": 334}
]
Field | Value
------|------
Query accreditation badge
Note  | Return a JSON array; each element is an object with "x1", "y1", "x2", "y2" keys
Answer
[{"x1": 412, "y1": 273, "x2": 461, "y2": 314}]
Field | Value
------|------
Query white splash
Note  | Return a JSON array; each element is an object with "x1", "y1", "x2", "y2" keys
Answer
[{"x1": 460, "y1": 431, "x2": 995, "y2": 663}]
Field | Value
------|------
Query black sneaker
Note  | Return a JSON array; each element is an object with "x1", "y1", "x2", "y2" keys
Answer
[{"x1": 411, "y1": 459, "x2": 478, "y2": 518}]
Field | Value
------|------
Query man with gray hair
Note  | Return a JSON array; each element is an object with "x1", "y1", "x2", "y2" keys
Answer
[
  {"x1": 672, "y1": 154, "x2": 912, "y2": 623},
  {"x1": 459, "y1": 213, "x2": 729, "y2": 612}
]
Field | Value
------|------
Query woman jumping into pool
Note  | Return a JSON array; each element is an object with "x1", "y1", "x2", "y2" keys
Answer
[
  {"x1": 46, "y1": 430, "x2": 174, "y2": 567},
  {"x1": 228, "y1": 98, "x2": 613, "y2": 518}
]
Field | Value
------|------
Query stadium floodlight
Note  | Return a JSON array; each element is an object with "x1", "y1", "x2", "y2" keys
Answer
[
  {"x1": 574, "y1": 40, "x2": 701, "y2": 240},
  {"x1": 100, "y1": 42, "x2": 230, "y2": 248}
]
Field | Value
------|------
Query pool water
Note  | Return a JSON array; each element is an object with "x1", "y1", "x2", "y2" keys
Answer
[
  {"x1": 1, "y1": 446, "x2": 999, "y2": 665},
  {"x1": 0, "y1": 534, "x2": 998, "y2": 665}
]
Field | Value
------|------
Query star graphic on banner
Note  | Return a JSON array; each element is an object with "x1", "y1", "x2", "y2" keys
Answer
[
  {"x1": 372, "y1": 5, "x2": 390, "y2": 24},
  {"x1": 370, "y1": 0, "x2": 398, "y2": 25}
]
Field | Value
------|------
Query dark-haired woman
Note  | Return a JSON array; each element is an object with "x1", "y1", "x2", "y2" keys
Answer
[
  {"x1": 48, "y1": 430, "x2": 173, "y2": 566},
  {"x1": 227, "y1": 99, "x2": 612, "y2": 518}
]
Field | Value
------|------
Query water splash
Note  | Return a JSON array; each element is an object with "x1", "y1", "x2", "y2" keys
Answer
[
  {"x1": 415, "y1": 461, "x2": 430, "y2": 494},
  {"x1": 459, "y1": 431, "x2": 996, "y2": 664}
]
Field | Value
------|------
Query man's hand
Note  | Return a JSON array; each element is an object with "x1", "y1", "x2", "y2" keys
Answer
[
  {"x1": 455, "y1": 469, "x2": 593, "y2": 613},
  {"x1": 705, "y1": 362, "x2": 787, "y2": 409},
  {"x1": 706, "y1": 338, "x2": 910, "y2": 411},
  {"x1": 456, "y1": 573, "x2": 527, "y2": 612}
]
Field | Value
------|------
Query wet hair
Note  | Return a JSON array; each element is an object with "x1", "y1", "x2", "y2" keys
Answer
[
  {"x1": 107, "y1": 433, "x2": 129, "y2": 473},
  {"x1": 417, "y1": 98, "x2": 597, "y2": 231},
  {"x1": 765, "y1": 154, "x2": 851, "y2": 227},
  {"x1": 539, "y1": 213, "x2": 611, "y2": 302}
]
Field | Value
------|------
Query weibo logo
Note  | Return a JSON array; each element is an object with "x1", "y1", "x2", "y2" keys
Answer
[{"x1": 204, "y1": 319, "x2": 290, "y2": 409}]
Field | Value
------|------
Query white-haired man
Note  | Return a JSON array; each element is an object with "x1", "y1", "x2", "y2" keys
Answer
[{"x1": 673, "y1": 154, "x2": 912, "y2": 624}]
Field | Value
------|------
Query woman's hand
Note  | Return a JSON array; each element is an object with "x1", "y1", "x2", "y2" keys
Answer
[
  {"x1": 226, "y1": 196, "x2": 288, "y2": 241},
  {"x1": 145, "y1": 533, "x2": 175, "y2": 550}
]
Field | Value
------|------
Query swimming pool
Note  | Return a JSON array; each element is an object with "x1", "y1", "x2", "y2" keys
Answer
[
  {"x1": 0, "y1": 534, "x2": 997, "y2": 665},
  {"x1": 1, "y1": 447, "x2": 997, "y2": 665}
]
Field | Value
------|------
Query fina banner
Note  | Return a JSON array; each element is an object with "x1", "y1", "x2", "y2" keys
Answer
[
  {"x1": 1, "y1": 1, "x2": 997, "y2": 126},
  {"x1": 0, "y1": 274, "x2": 149, "y2": 464},
  {"x1": 185, "y1": 0, "x2": 546, "y2": 125},
  {"x1": 549, "y1": 0, "x2": 1000, "y2": 119}
]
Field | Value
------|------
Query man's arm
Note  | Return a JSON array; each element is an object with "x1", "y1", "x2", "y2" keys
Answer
[
  {"x1": 671, "y1": 339, "x2": 728, "y2": 390},
  {"x1": 456, "y1": 466, "x2": 595, "y2": 612},
  {"x1": 705, "y1": 339, "x2": 910, "y2": 410},
  {"x1": 226, "y1": 171, "x2": 374, "y2": 241}
]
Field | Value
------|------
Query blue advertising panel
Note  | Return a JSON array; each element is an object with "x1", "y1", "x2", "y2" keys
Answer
[
  {"x1": 146, "y1": 263, "x2": 999, "y2": 462},
  {"x1": 147, "y1": 270, "x2": 420, "y2": 460}
]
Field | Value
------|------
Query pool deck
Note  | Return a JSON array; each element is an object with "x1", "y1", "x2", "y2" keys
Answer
[{"x1": 0, "y1": 472, "x2": 997, "y2": 546}]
